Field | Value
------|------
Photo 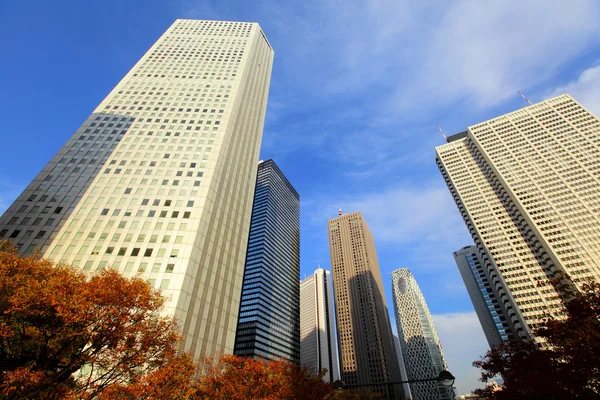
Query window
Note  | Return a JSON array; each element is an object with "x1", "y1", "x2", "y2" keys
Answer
[
  {"x1": 144, "y1": 248, "x2": 153, "y2": 257},
  {"x1": 131, "y1": 248, "x2": 140, "y2": 256},
  {"x1": 118, "y1": 247, "x2": 127, "y2": 256}
]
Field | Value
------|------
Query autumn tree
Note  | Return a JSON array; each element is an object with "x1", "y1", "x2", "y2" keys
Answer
[
  {"x1": 0, "y1": 241, "x2": 195, "y2": 399},
  {"x1": 194, "y1": 354, "x2": 332, "y2": 400},
  {"x1": 473, "y1": 279, "x2": 600, "y2": 400}
]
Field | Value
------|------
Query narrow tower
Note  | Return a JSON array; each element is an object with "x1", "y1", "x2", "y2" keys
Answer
[
  {"x1": 234, "y1": 160, "x2": 300, "y2": 362},
  {"x1": 300, "y1": 267, "x2": 340, "y2": 382},
  {"x1": 328, "y1": 211, "x2": 402, "y2": 400},
  {"x1": 453, "y1": 245, "x2": 515, "y2": 348},
  {"x1": 391, "y1": 268, "x2": 454, "y2": 400}
]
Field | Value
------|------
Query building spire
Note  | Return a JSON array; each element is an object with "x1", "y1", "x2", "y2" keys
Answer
[
  {"x1": 437, "y1": 124, "x2": 448, "y2": 143},
  {"x1": 517, "y1": 90, "x2": 533, "y2": 105}
]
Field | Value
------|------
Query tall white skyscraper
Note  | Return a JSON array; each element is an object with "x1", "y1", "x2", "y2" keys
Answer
[
  {"x1": 0, "y1": 19, "x2": 274, "y2": 362},
  {"x1": 391, "y1": 269, "x2": 454, "y2": 400},
  {"x1": 299, "y1": 267, "x2": 339, "y2": 382},
  {"x1": 436, "y1": 94, "x2": 600, "y2": 337}
]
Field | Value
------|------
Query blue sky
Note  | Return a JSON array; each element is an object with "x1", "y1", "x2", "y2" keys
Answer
[{"x1": 2, "y1": 0, "x2": 600, "y2": 394}]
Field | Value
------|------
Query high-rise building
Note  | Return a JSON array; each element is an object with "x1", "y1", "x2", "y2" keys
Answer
[
  {"x1": 436, "y1": 94, "x2": 600, "y2": 337},
  {"x1": 233, "y1": 159, "x2": 300, "y2": 361},
  {"x1": 391, "y1": 268, "x2": 454, "y2": 400},
  {"x1": 300, "y1": 267, "x2": 340, "y2": 382},
  {"x1": 392, "y1": 334, "x2": 413, "y2": 400},
  {"x1": 453, "y1": 245, "x2": 514, "y2": 348},
  {"x1": 0, "y1": 19, "x2": 274, "y2": 362},
  {"x1": 328, "y1": 211, "x2": 402, "y2": 400}
]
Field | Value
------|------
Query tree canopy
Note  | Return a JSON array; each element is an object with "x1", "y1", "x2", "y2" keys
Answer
[
  {"x1": 0, "y1": 241, "x2": 188, "y2": 399},
  {"x1": 473, "y1": 278, "x2": 600, "y2": 400}
]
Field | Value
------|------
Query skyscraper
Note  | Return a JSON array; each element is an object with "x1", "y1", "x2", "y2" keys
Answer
[
  {"x1": 436, "y1": 94, "x2": 600, "y2": 337},
  {"x1": 233, "y1": 159, "x2": 300, "y2": 361},
  {"x1": 453, "y1": 245, "x2": 514, "y2": 348},
  {"x1": 328, "y1": 211, "x2": 402, "y2": 400},
  {"x1": 392, "y1": 334, "x2": 413, "y2": 400},
  {"x1": 300, "y1": 267, "x2": 340, "y2": 382},
  {"x1": 0, "y1": 19, "x2": 274, "y2": 362},
  {"x1": 391, "y1": 268, "x2": 454, "y2": 400}
]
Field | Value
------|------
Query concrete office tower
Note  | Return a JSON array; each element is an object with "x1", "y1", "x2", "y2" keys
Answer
[
  {"x1": 0, "y1": 19, "x2": 274, "y2": 362},
  {"x1": 299, "y1": 267, "x2": 340, "y2": 382},
  {"x1": 392, "y1": 335, "x2": 413, "y2": 400},
  {"x1": 234, "y1": 160, "x2": 300, "y2": 361},
  {"x1": 453, "y1": 245, "x2": 515, "y2": 348},
  {"x1": 436, "y1": 94, "x2": 600, "y2": 337},
  {"x1": 391, "y1": 269, "x2": 454, "y2": 400},
  {"x1": 328, "y1": 211, "x2": 402, "y2": 400}
]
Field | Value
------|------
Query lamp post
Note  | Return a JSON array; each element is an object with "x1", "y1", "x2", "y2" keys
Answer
[{"x1": 333, "y1": 370, "x2": 456, "y2": 393}]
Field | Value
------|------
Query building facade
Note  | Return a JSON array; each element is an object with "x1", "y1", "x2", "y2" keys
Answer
[
  {"x1": 391, "y1": 268, "x2": 454, "y2": 400},
  {"x1": 299, "y1": 267, "x2": 340, "y2": 382},
  {"x1": 233, "y1": 160, "x2": 300, "y2": 361},
  {"x1": 0, "y1": 19, "x2": 274, "y2": 362},
  {"x1": 436, "y1": 94, "x2": 600, "y2": 336},
  {"x1": 392, "y1": 334, "x2": 413, "y2": 400},
  {"x1": 453, "y1": 245, "x2": 515, "y2": 348},
  {"x1": 328, "y1": 211, "x2": 402, "y2": 400}
]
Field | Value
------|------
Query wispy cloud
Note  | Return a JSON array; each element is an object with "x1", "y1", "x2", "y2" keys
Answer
[
  {"x1": 306, "y1": 181, "x2": 470, "y2": 246},
  {"x1": 432, "y1": 312, "x2": 490, "y2": 395},
  {"x1": 401, "y1": 0, "x2": 600, "y2": 111},
  {"x1": 181, "y1": 0, "x2": 600, "y2": 174},
  {"x1": 549, "y1": 63, "x2": 600, "y2": 116}
]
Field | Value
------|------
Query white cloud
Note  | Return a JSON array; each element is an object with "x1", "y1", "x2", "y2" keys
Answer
[
  {"x1": 549, "y1": 64, "x2": 600, "y2": 116},
  {"x1": 402, "y1": 0, "x2": 600, "y2": 111},
  {"x1": 246, "y1": 0, "x2": 600, "y2": 111},
  {"x1": 182, "y1": 0, "x2": 600, "y2": 167},
  {"x1": 335, "y1": 184, "x2": 469, "y2": 245},
  {"x1": 304, "y1": 182, "x2": 472, "y2": 273},
  {"x1": 433, "y1": 312, "x2": 490, "y2": 395}
]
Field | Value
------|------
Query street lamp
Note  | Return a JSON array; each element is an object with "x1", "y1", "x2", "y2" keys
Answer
[
  {"x1": 436, "y1": 370, "x2": 456, "y2": 387},
  {"x1": 332, "y1": 370, "x2": 456, "y2": 390}
]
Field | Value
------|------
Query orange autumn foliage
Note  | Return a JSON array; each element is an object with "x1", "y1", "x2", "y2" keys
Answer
[
  {"x1": 0, "y1": 241, "x2": 189, "y2": 399},
  {"x1": 195, "y1": 354, "x2": 332, "y2": 400}
]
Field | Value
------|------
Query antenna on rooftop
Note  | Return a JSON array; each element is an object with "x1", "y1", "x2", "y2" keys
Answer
[
  {"x1": 437, "y1": 124, "x2": 448, "y2": 143},
  {"x1": 517, "y1": 91, "x2": 533, "y2": 106}
]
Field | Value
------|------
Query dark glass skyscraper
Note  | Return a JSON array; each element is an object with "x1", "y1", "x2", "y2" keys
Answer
[{"x1": 234, "y1": 160, "x2": 300, "y2": 361}]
